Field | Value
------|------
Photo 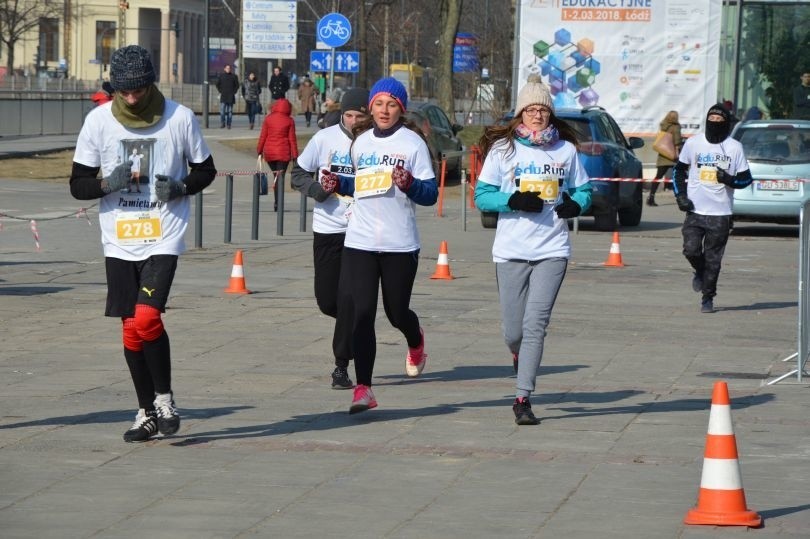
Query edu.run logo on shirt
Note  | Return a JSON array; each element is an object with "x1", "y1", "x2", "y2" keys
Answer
[{"x1": 356, "y1": 152, "x2": 406, "y2": 169}]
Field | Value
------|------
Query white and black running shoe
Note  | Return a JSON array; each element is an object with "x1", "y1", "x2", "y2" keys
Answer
[{"x1": 123, "y1": 409, "x2": 159, "y2": 443}]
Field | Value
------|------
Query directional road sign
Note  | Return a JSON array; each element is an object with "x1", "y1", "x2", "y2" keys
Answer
[
  {"x1": 310, "y1": 51, "x2": 359, "y2": 73},
  {"x1": 242, "y1": 0, "x2": 297, "y2": 59},
  {"x1": 316, "y1": 13, "x2": 352, "y2": 48}
]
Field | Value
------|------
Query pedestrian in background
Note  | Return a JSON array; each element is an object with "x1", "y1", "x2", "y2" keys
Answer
[
  {"x1": 474, "y1": 74, "x2": 591, "y2": 426},
  {"x1": 291, "y1": 87, "x2": 370, "y2": 390},
  {"x1": 792, "y1": 71, "x2": 810, "y2": 120},
  {"x1": 257, "y1": 97, "x2": 298, "y2": 212},
  {"x1": 647, "y1": 110, "x2": 683, "y2": 206},
  {"x1": 241, "y1": 72, "x2": 262, "y2": 130},
  {"x1": 673, "y1": 104, "x2": 753, "y2": 314},
  {"x1": 297, "y1": 76, "x2": 318, "y2": 127},
  {"x1": 268, "y1": 66, "x2": 290, "y2": 101},
  {"x1": 90, "y1": 81, "x2": 115, "y2": 106},
  {"x1": 69, "y1": 45, "x2": 217, "y2": 442},
  {"x1": 319, "y1": 77, "x2": 437, "y2": 414},
  {"x1": 216, "y1": 64, "x2": 239, "y2": 129},
  {"x1": 317, "y1": 90, "x2": 342, "y2": 129}
]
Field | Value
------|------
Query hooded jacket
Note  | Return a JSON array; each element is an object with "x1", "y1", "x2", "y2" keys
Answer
[{"x1": 257, "y1": 98, "x2": 299, "y2": 162}]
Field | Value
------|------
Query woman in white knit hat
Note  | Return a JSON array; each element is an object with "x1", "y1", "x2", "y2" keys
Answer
[{"x1": 474, "y1": 74, "x2": 592, "y2": 425}]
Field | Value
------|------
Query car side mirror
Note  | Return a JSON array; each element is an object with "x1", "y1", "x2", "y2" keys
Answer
[
  {"x1": 452, "y1": 124, "x2": 464, "y2": 135},
  {"x1": 628, "y1": 136, "x2": 644, "y2": 149}
]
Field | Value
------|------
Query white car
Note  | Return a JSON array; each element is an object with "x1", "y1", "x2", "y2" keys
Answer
[{"x1": 731, "y1": 120, "x2": 810, "y2": 224}]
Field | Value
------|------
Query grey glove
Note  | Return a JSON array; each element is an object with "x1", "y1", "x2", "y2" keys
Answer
[
  {"x1": 102, "y1": 161, "x2": 132, "y2": 193},
  {"x1": 154, "y1": 174, "x2": 187, "y2": 202},
  {"x1": 716, "y1": 168, "x2": 734, "y2": 186}
]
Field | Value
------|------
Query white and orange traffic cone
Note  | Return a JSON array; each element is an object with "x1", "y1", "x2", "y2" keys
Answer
[
  {"x1": 430, "y1": 240, "x2": 455, "y2": 280},
  {"x1": 603, "y1": 231, "x2": 625, "y2": 267},
  {"x1": 684, "y1": 381, "x2": 761, "y2": 527},
  {"x1": 224, "y1": 250, "x2": 252, "y2": 294}
]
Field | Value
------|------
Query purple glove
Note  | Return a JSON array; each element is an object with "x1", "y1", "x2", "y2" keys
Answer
[
  {"x1": 320, "y1": 169, "x2": 339, "y2": 194},
  {"x1": 391, "y1": 165, "x2": 414, "y2": 192}
]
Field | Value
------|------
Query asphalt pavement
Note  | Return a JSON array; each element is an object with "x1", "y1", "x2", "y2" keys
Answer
[{"x1": 1, "y1": 114, "x2": 809, "y2": 538}]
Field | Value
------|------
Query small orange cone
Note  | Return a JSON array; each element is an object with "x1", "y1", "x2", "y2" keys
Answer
[
  {"x1": 224, "y1": 250, "x2": 252, "y2": 294},
  {"x1": 430, "y1": 240, "x2": 455, "y2": 280},
  {"x1": 684, "y1": 381, "x2": 761, "y2": 527},
  {"x1": 603, "y1": 231, "x2": 625, "y2": 267}
]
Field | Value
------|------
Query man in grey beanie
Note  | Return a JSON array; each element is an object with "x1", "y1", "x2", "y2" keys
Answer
[
  {"x1": 69, "y1": 44, "x2": 217, "y2": 443},
  {"x1": 290, "y1": 87, "x2": 370, "y2": 389}
]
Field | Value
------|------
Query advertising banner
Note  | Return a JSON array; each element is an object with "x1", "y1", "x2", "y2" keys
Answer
[{"x1": 517, "y1": 0, "x2": 723, "y2": 135}]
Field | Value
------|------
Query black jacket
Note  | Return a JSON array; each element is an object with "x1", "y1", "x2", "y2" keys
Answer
[
  {"x1": 269, "y1": 73, "x2": 290, "y2": 100},
  {"x1": 216, "y1": 72, "x2": 240, "y2": 105}
]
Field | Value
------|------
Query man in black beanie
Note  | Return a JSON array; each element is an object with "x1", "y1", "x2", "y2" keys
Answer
[
  {"x1": 69, "y1": 44, "x2": 217, "y2": 442},
  {"x1": 290, "y1": 87, "x2": 369, "y2": 389},
  {"x1": 671, "y1": 103, "x2": 752, "y2": 313}
]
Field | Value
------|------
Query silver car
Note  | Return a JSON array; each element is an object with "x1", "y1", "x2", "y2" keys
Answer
[{"x1": 731, "y1": 120, "x2": 810, "y2": 224}]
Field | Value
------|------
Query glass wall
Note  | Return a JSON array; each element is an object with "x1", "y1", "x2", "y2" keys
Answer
[{"x1": 720, "y1": 0, "x2": 810, "y2": 120}]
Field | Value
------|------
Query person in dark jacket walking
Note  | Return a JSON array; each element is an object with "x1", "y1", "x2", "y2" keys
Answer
[
  {"x1": 241, "y1": 72, "x2": 262, "y2": 129},
  {"x1": 257, "y1": 98, "x2": 298, "y2": 211},
  {"x1": 216, "y1": 64, "x2": 240, "y2": 129},
  {"x1": 268, "y1": 67, "x2": 290, "y2": 101}
]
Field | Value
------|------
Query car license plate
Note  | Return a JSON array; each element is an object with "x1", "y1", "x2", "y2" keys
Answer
[{"x1": 757, "y1": 180, "x2": 799, "y2": 191}]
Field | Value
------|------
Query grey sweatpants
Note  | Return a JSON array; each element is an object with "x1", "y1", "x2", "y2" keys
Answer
[{"x1": 496, "y1": 257, "x2": 568, "y2": 398}]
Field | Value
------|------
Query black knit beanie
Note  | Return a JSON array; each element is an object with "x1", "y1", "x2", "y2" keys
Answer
[
  {"x1": 341, "y1": 88, "x2": 370, "y2": 114},
  {"x1": 109, "y1": 45, "x2": 156, "y2": 91}
]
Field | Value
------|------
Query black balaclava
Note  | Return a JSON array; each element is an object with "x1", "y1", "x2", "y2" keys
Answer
[{"x1": 705, "y1": 103, "x2": 732, "y2": 144}]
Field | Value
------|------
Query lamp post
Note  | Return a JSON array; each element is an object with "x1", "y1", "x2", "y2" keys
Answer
[{"x1": 203, "y1": 0, "x2": 210, "y2": 127}]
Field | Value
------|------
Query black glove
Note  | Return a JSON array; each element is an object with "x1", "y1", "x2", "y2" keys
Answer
[
  {"x1": 508, "y1": 190, "x2": 544, "y2": 212},
  {"x1": 554, "y1": 192, "x2": 581, "y2": 219},
  {"x1": 102, "y1": 161, "x2": 132, "y2": 193},
  {"x1": 716, "y1": 168, "x2": 734, "y2": 186},
  {"x1": 675, "y1": 194, "x2": 695, "y2": 212},
  {"x1": 154, "y1": 174, "x2": 186, "y2": 202}
]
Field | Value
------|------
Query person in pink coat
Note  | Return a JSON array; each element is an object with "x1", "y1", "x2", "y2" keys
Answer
[{"x1": 257, "y1": 97, "x2": 298, "y2": 211}]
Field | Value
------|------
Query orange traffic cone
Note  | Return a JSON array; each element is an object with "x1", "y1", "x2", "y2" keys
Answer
[
  {"x1": 430, "y1": 240, "x2": 455, "y2": 280},
  {"x1": 603, "y1": 231, "x2": 625, "y2": 267},
  {"x1": 224, "y1": 250, "x2": 252, "y2": 294},
  {"x1": 684, "y1": 381, "x2": 761, "y2": 527}
]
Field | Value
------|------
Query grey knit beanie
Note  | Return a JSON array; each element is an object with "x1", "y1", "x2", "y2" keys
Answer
[
  {"x1": 109, "y1": 45, "x2": 156, "y2": 91},
  {"x1": 341, "y1": 88, "x2": 369, "y2": 114}
]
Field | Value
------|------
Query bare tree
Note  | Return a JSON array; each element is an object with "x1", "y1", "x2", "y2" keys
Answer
[
  {"x1": 434, "y1": 0, "x2": 461, "y2": 117},
  {"x1": 0, "y1": 0, "x2": 60, "y2": 73}
]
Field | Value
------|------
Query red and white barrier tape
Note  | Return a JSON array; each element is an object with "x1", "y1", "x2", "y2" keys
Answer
[
  {"x1": 216, "y1": 170, "x2": 262, "y2": 177},
  {"x1": 30, "y1": 220, "x2": 40, "y2": 251},
  {"x1": 591, "y1": 177, "x2": 810, "y2": 183}
]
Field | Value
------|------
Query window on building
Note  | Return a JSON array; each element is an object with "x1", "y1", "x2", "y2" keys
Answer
[
  {"x1": 96, "y1": 21, "x2": 117, "y2": 64},
  {"x1": 39, "y1": 18, "x2": 59, "y2": 62}
]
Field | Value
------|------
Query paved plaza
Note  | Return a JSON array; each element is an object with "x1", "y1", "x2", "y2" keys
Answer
[{"x1": 1, "y1": 122, "x2": 809, "y2": 538}]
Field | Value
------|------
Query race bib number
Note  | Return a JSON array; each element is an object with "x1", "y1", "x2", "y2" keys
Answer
[
  {"x1": 354, "y1": 166, "x2": 393, "y2": 199},
  {"x1": 699, "y1": 166, "x2": 718, "y2": 184},
  {"x1": 115, "y1": 211, "x2": 162, "y2": 245},
  {"x1": 519, "y1": 173, "x2": 559, "y2": 202}
]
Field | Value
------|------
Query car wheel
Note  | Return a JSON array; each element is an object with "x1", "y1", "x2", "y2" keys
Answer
[
  {"x1": 481, "y1": 211, "x2": 498, "y2": 229},
  {"x1": 618, "y1": 184, "x2": 643, "y2": 226},
  {"x1": 593, "y1": 211, "x2": 617, "y2": 231}
]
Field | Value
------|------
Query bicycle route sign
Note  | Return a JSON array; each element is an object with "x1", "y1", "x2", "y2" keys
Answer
[{"x1": 316, "y1": 12, "x2": 352, "y2": 48}]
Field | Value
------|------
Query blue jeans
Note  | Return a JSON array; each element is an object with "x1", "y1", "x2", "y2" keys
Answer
[
  {"x1": 219, "y1": 102, "x2": 233, "y2": 127},
  {"x1": 246, "y1": 101, "x2": 259, "y2": 125}
]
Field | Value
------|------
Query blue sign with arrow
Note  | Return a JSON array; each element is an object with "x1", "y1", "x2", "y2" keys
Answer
[
  {"x1": 316, "y1": 13, "x2": 352, "y2": 48},
  {"x1": 310, "y1": 51, "x2": 359, "y2": 73}
]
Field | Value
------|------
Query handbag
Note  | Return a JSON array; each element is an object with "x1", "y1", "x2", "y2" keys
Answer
[
  {"x1": 653, "y1": 130, "x2": 677, "y2": 161},
  {"x1": 256, "y1": 156, "x2": 269, "y2": 195}
]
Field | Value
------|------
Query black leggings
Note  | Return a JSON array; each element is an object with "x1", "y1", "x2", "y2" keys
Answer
[
  {"x1": 649, "y1": 165, "x2": 672, "y2": 195},
  {"x1": 342, "y1": 247, "x2": 421, "y2": 386},
  {"x1": 313, "y1": 232, "x2": 352, "y2": 366}
]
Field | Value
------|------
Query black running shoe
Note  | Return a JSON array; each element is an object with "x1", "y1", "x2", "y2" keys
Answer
[
  {"x1": 123, "y1": 409, "x2": 159, "y2": 442},
  {"x1": 331, "y1": 367, "x2": 354, "y2": 389},
  {"x1": 153, "y1": 393, "x2": 181, "y2": 435},
  {"x1": 512, "y1": 397, "x2": 539, "y2": 425}
]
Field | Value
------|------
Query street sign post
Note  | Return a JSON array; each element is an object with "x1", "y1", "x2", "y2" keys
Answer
[
  {"x1": 309, "y1": 51, "x2": 359, "y2": 73},
  {"x1": 242, "y1": 0, "x2": 297, "y2": 60},
  {"x1": 316, "y1": 13, "x2": 352, "y2": 92}
]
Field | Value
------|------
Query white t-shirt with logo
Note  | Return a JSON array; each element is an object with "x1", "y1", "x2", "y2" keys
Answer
[
  {"x1": 478, "y1": 139, "x2": 589, "y2": 262},
  {"x1": 344, "y1": 127, "x2": 434, "y2": 252},
  {"x1": 73, "y1": 99, "x2": 211, "y2": 261},
  {"x1": 295, "y1": 123, "x2": 354, "y2": 234},
  {"x1": 679, "y1": 134, "x2": 749, "y2": 216}
]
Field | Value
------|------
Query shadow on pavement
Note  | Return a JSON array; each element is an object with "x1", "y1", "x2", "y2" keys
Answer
[
  {"x1": 374, "y1": 364, "x2": 586, "y2": 385},
  {"x1": 0, "y1": 286, "x2": 73, "y2": 295}
]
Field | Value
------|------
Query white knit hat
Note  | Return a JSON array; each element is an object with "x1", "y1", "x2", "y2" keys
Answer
[{"x1": 515, "y1": 74, "x2": 553, "y2": 115}]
